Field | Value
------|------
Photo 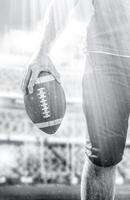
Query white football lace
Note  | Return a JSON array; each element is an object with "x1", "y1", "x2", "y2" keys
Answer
[{"x1": 37, "y1": 88, "x2": 51, "y2": 118}]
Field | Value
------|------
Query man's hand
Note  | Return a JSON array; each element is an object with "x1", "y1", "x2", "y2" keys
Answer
[
  {"x1": 22, "y1": 0, "x2": 79, "y2": 95},
  {"x1": 22, "y1": 53, "x2": 60, "y2": 95}
]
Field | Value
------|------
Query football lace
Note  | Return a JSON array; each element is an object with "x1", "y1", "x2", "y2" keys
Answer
[{"x1": 37, "y1": 87, "x2": 51, "y2": 118}]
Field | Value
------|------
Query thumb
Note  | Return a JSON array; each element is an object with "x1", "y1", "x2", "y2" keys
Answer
[
  {"x1": 51, "y1": 71, "x2": 61, "y2": 84},
  {"x1": 28, "y1": 70, "x2": 39, "y2": 94},
  {"x1": 48, "y1": 65, "x2": 61, "y2": 84}
]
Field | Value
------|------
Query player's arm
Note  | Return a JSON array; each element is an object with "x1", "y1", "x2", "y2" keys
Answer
[
  {"x1": 39, "y1": 0, "x2": 79, "y2": 54},
  {"x1": 22, "y1": 0, "x2": 79, "y2": 94}
]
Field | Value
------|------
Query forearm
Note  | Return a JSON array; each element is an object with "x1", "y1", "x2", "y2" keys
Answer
[
  {"x1": 38, "y1": 0, "x2": 78, "y2": 55},
  {"x1": 39, "y1": 1, "x2": 62, "y2": 54}
]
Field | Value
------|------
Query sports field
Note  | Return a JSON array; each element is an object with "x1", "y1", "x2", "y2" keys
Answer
[{"x1": 0, "y1": 184, "x2": 130, "y2": 200}]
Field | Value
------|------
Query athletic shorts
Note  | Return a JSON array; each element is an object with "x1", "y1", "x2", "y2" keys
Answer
[{"x1": 82, "y1": 53, "x2": 130, "y2": 167}]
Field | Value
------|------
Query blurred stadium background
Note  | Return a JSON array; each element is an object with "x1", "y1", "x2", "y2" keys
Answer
[{"x1": 0, "y1": 0, "x2": 130, "y2": 199}]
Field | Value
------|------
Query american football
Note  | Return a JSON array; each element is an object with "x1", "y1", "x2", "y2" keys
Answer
[{"x1": 24, "y1": 72, "x2": 66, "y2": 134}]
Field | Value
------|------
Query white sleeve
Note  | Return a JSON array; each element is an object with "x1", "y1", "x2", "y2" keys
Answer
[{"x1": 70, "y1": 0, "x2": 94, "y2": 23}]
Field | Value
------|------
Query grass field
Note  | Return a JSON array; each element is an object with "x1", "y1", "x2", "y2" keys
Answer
[{"x1": 0, "y1": 184, "x2": 130, "y2": 200}]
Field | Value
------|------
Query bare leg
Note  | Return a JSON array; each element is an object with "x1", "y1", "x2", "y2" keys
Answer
[{"x1": 81, "y1": 158, "x2": 116, "y2": 200}]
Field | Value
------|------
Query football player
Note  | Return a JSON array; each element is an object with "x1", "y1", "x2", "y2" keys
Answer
[{"x1": 22, "y1": 0, "x2": 130, "y2": 199}]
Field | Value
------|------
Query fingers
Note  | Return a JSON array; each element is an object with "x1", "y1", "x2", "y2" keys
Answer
[
  {"x1": 22, "y1": 64, "x2": 41, "y2": 95},
  {"x1": 39, "y1": 64, "x2": 61, "y2": 83},
  {"x1": 28, "y1": 69, "x2": 39, "y2": 94},
  {"x1": 22, "y1": 59, "x2": 61, "y2": 95}
]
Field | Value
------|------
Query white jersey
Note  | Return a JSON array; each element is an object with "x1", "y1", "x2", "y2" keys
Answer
[{"x1": 87, "y1": 0, "x2": 130, "y2": 56}]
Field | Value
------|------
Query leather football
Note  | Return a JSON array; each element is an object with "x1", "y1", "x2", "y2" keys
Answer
[{"x1": 24, "y1": 72, "x2": 66, "y2": 134}]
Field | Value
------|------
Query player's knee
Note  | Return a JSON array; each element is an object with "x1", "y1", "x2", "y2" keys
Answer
[{"x1": 85, "y1": 144, "x2": 124, "y2": 167}]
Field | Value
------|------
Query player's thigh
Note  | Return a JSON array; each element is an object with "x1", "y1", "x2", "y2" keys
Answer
[{"x1": 82, "y1": 54, "x2": 130, "y2": 167}]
